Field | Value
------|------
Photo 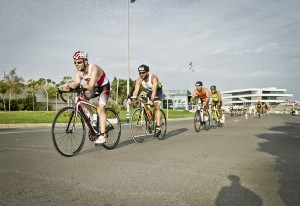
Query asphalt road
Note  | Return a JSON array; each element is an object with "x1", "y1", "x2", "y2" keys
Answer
[{"x1": 0, "y1": 114, "x2": 299, "y2": 206}]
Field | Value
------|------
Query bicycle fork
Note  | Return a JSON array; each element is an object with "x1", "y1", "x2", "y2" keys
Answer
[{"x1": 65, "y1": 110, "x2": 77, "y2": 133}]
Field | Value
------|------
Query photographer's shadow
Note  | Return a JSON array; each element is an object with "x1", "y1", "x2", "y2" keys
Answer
[{"x1": 215, "y1": 175, "x2": 263, "y2": 206}]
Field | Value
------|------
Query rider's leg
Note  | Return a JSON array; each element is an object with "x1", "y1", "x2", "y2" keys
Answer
[
  {"x1": 154, "y1": 101, "x2": 161, "y2": 127},
  {"x1": 95, "y1": 91, "x2": 109, "y2": 144},
  {"x1": 98, "y1": 104, "x2": 106, "y2": 134},
  {"x1": 204, "y1": 101, "x2": 209, "y2": 116},
  {"x1": 82, "y1": 91, "x2": 95, "y2": 115}
]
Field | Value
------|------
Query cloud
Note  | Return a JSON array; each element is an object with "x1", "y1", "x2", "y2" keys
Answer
[{"x1": 0, "y1": 0, "x2": 300, "y2": 100}]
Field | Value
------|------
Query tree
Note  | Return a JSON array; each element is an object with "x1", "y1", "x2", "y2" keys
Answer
[
  {"x1": 27, "y1": 79, "x2": 39, "y2": 111},
  {"x1": 4, "y1": 68, "x2": 24, "y2": 111},
  {"x1": 110, "y1": 77, "x2": 136, "y2": 106},
  {"x1": 59, "y1": 76, "x2": 73, "y2": 86},
  {"x1": 37, "y1": 78, "x2": 56, "y2": 111},
  {"x1": 0, "y1": 80, "x2": 8, "y2": 111}
]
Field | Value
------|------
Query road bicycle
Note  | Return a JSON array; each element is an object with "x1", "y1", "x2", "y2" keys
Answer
[
  {"x1": 194, "y1": 103, "x2": 210, "y2": 132},
  {"x1": 129, "y1": 96, "x2": 167, "y2": 143},
  {"x1": 52, "y1": 86, "x2": 121, "y2": 157},
  {"x1": 210, "y1": 104, "x2": 222, "y2": 128}
]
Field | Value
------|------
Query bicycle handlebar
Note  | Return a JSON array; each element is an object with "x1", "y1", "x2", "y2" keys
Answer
[
  {"x1": 57, "y1": 86, "x2": 91, "y2": 103},
  {"x1": 128, "y1": 95, "x2": 154, "y2": 106}
]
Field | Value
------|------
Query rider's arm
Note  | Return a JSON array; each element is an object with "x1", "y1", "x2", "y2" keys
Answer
[
  {"x1": 68, "y1": 71, "x2": 82, "y2": 89},
  {"x1": 189, "y1": 90, "x2": 197, "y2": 104},
  {"x1": 217, "y1": 91, "x2": 221, "y2": 105},
  {"x1": 132, "y1": 78, "x2": 141, "y2": 97},
  {"x1": 150, "y1": 75, "x2": 159, "y2": 101}
]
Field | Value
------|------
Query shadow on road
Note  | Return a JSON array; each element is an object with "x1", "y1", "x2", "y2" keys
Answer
[
  {"x1": 164, "y1": 128, "x2": 188, "y2": 139},
  {"x1": 215, "y1": 175, "x2": 263, "y2": 206},
  {"x1": 257, "y1": 121, "x2": 300, "y2": 205}
]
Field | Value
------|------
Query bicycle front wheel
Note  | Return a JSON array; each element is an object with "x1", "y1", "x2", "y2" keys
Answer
[
  {"x1": 51, "y1": 107, "x2": 86, "y2": 157},
  {"x1": 211, "y1": 112, "x2": 218, "y2": 129},
  {"x1": 102, "y1": 108, "x2": 121, "y2": 150},
  {"x1": 204, "y1": 111, "x2": 211, "y2": 130},
  {"x1": 155, "y1": 109, "x2": 167, "y2": 140},
  {"x1": 194, "y1": 110, "x2": 201, "y2": 132},
  {"x1": 130, "y1": 108, "x2": 147, "y2": 143}
]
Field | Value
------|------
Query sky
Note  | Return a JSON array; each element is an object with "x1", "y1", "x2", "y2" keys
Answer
[{"x1": 1, "y1": 0, "x2": 300, "y2": 100}]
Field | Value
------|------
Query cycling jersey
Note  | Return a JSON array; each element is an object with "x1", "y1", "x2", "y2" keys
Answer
[
  {"x1": 81, "y1": 64, "x2": 110, "y2": 105},
  {"x1": 256, "y1": 103, "x2": 262, "y2": 108},
  {"x1": 141, "y1": 74, "x2": 162, "y2": 91},
  {"x1": 197, "y1": 91, "x2": 208, "y2": 101},
  {"x1": 81, "y1": 64, "x2": 109, "y2": 86},
  {"x1": 211, "y1": 92, "x2": 219, "y2": 102}
]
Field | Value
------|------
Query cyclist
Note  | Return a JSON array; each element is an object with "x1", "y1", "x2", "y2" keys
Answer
[
  {"x1": 210, "y1": 85, "x2": 223, "y2": 121},
  {"x1": 255, "y1": 101, "x2": 263, "y2": 116},
  {"x1": 263, "y1": 103, "x2": 269, "y2": 115},
  {"x1": 67, "y1": 51, "x2": 110, "y2": 145},
  {"x1": 189, "y1": 81, "x2": 210, "y2": 118},
  {"x1": 132, "y1": 64, "x2": 163, "y2": 137}
]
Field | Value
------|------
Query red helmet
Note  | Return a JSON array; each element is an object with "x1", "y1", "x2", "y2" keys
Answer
[{"x1": 73, "y1": 51, "x2": 88, "y2": 60}]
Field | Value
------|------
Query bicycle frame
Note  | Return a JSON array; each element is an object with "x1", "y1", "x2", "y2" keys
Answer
[
  {"x1": 211, "y1": 104, "x2": 220, "y2": 122},
  {"x1": 132, "y1": 96, "x2": 154, "y2": 125},
  {"x1": 58, "y1": 89, "x2": 98, "y2": 136},
  {"x1": 75, "y1": 97, "x2": 98, "y2": 135},
  {"x1": 196, "y1": 103, "x2": 207, "y2": 122}
]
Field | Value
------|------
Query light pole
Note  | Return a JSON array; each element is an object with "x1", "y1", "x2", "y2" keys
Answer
[
  {"x1": 188, "y1": 62, "x2": 194, "y2": 110},
  {"x1": 126, "y1": 0, "x2": 135, "y2": 123}
]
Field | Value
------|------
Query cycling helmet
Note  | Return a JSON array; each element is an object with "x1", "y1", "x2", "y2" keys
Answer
[
  {"x1": 138, "y1": 64, "x2": 150, "y2": 72},
  {"x1": 210, "y1": 85, "x2": 216, "y2": 90},
  {"x1": 195, "y1": 81, "x2": 203, "y2": 86},
  {"x1": 73, "y1": 51, "x2": 88, "y2": 60}
]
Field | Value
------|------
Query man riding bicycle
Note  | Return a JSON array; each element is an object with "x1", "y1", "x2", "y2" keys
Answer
[
  {"x1": 256, "y1": 101, "x2": 263, "y2": 115},
  {"x1": 210, "y1": 85, "x2": 223, "y2": 121},
  {"x1": 189, "y1": 81, "x2": 210, "y2": 117},
  {"x1": 132, "y1": 64, "x2": 163, "y2": 137},
  {"x1": 66, "y1": 51, "x2": 110, "y2": 145}
]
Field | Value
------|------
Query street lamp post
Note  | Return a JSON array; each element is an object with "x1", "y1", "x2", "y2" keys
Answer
[{"x1": 126, "y1": 0, "x2": 135, "y2": 123}]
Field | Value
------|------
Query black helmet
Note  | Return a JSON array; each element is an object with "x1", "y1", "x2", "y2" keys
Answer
[
  {"x1": 195, "y1": 81, "x2": 203, "y2": 86},
  {"x1": 210, "y1": 85, "x2": 216, "y2": 90},
  {"x1": 138, "y1": 64, "x2": 149, "y2": 72}
]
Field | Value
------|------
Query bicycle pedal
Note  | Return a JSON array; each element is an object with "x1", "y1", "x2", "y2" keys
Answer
[{"x1": 155, "y1": 130, "x2": 161, "y2": 137}]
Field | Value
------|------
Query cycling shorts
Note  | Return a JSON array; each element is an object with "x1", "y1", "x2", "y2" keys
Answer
[
  {"x1": 83, "y1": 82, "x2": 110, "y2": 105},
  {"x1": 146, "y1": 88, "x2": 163, "y2": 102},
  {"x1": 212, "y1": 101, "x2": 222, "y2": 107}
]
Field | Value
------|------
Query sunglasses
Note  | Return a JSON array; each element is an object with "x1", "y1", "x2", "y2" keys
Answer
[
  {"x1": 74, "y1": 61, "x2": 83, "y2": 65},
  {"x1": 139, "y1": 71, "x2": 146, "y2": 75}
]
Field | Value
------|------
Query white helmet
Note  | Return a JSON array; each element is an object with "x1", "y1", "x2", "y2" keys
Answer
[{"x1": 73, "y1": 51, "x2": 88, "y2": 60}]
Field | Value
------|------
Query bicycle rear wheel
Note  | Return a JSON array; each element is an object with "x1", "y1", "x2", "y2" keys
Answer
[
  {"x1": 51, "y1": 107, "x2": 86, "y2": 157},
  {"x1": 154, "y1": 109, "x2": 167, "y2": 140},
  {"x1": 130, "y1": 108, "x2": 147, "y2": 143},
  {"x1": 102, "y1": 108, "x2": 121, "y2": 149}
]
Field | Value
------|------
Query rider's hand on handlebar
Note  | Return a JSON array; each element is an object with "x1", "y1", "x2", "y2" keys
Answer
[
  {"x1": 147, "y1": 100, "x2": 154, "y2": 106},
  {"x1": 67, "y1": 82, "x2": 80, "y2": 89}
]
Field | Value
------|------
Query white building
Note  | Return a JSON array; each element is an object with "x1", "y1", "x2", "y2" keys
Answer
[{"x1": 221, "y1": 87, "x2": 293, "y2": 106}]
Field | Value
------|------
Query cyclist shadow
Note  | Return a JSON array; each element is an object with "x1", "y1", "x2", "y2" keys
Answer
[
  {"x1": 117, "y1": 138, "x2": 136, "y2": 148},
  {"x1": 77, "y1": 138, "x2": 136, "y2": 155},
  {"x1": 164, "y1": 128, "x2": 188, "y2": 140}
]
